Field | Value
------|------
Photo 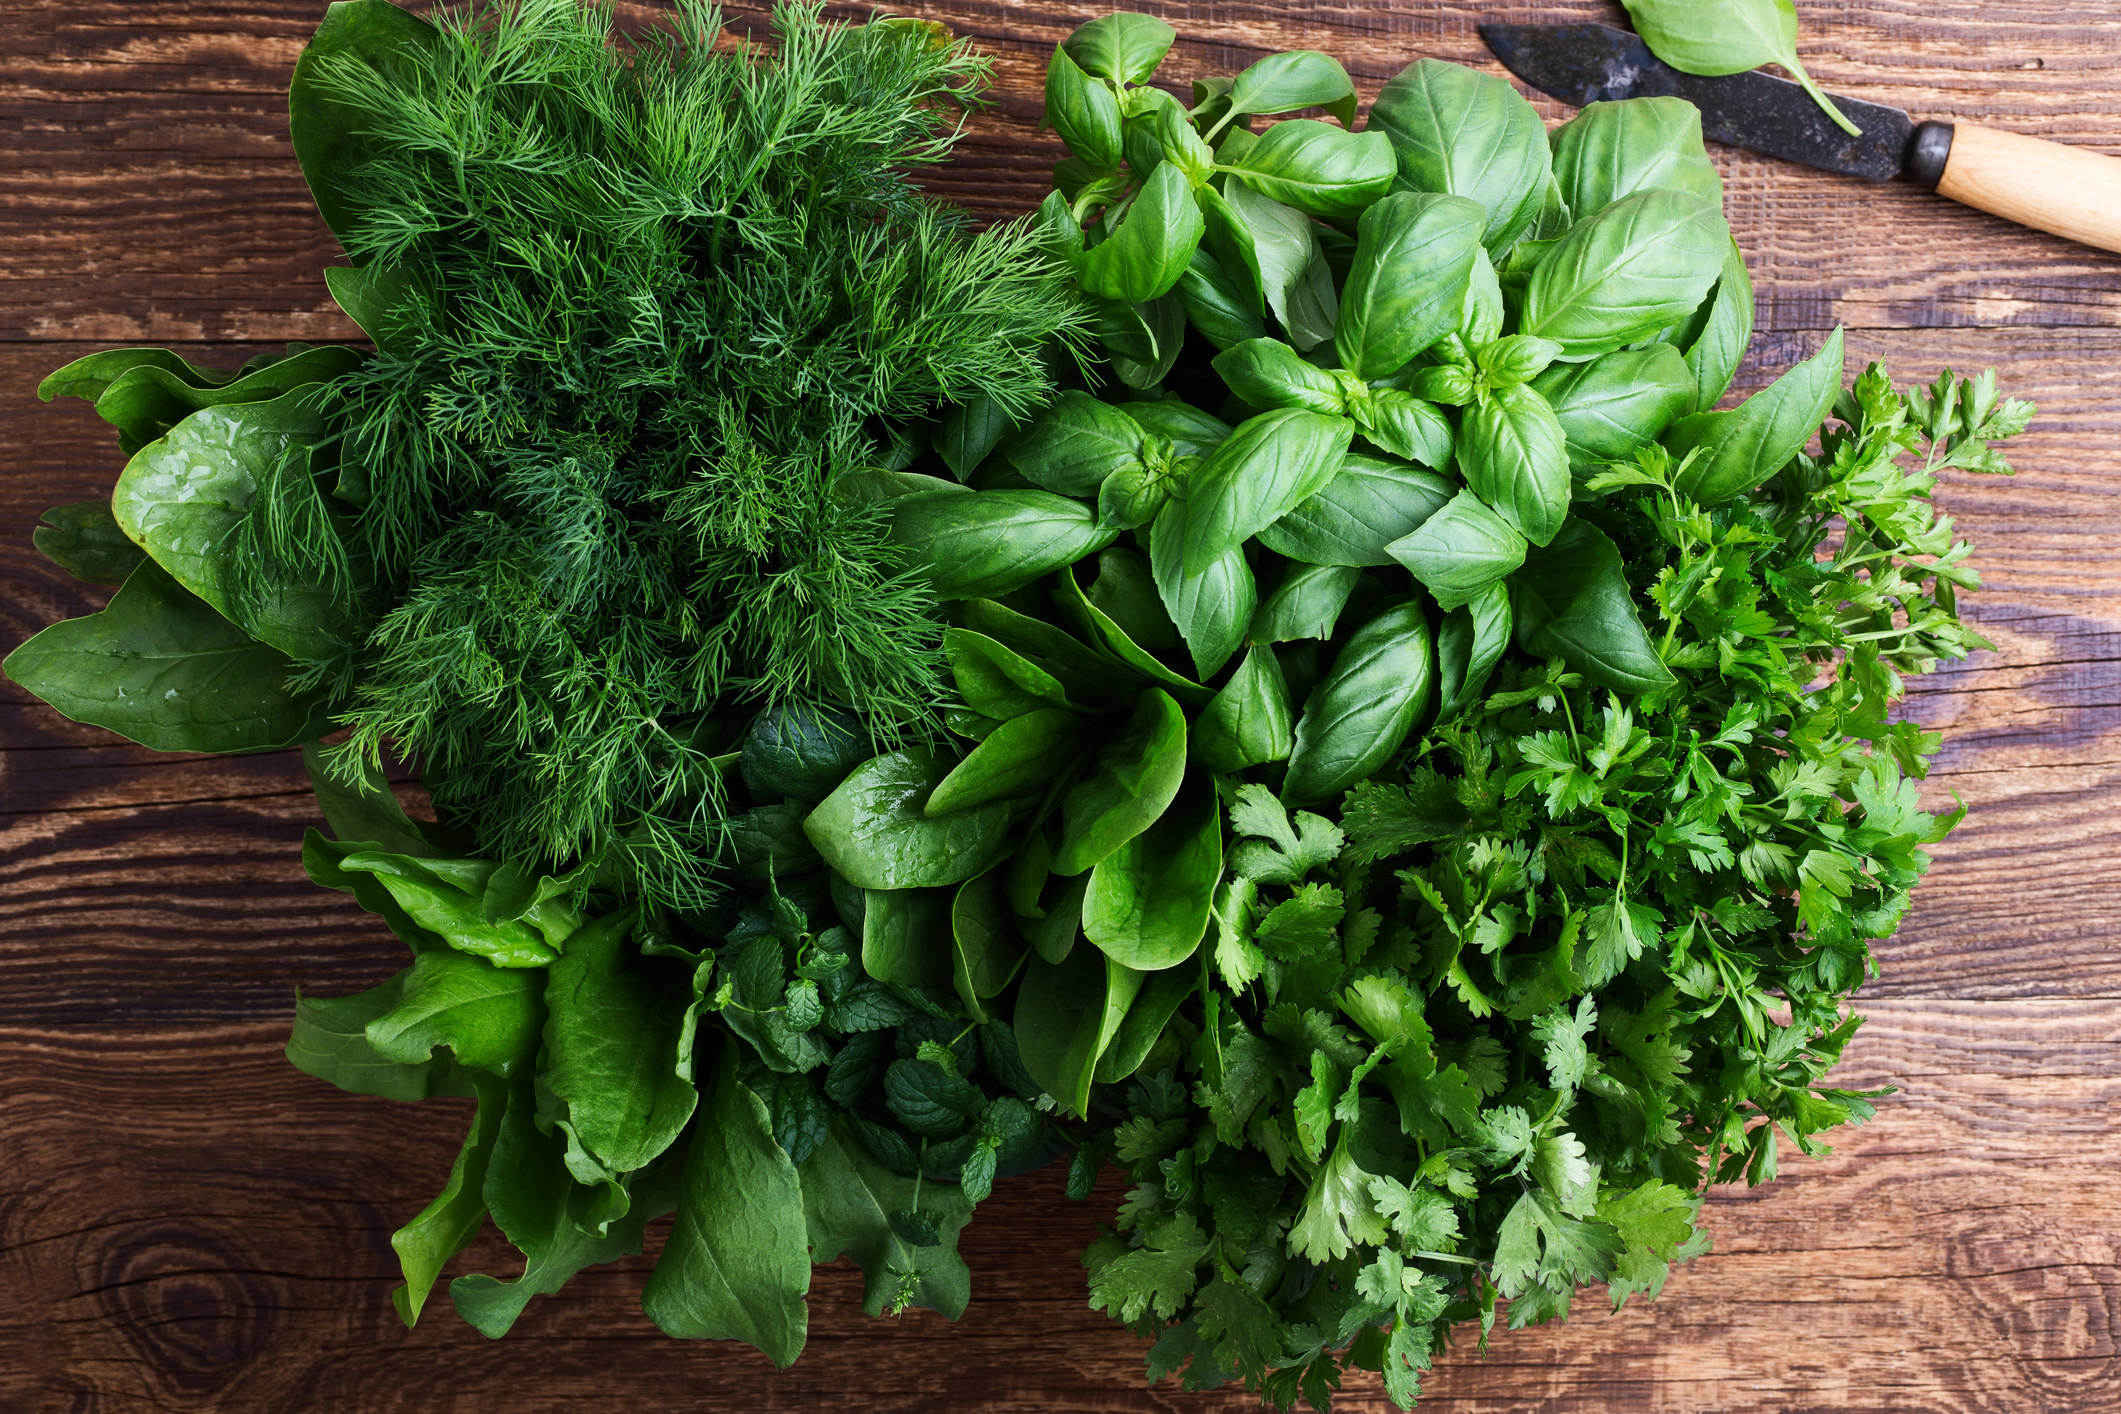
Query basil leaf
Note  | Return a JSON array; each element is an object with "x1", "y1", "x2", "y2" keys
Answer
[
  {"x1": 890, "y1": 488, "x2": 1117, "y2": 600},
  {"x1": 1519, "y1": 189, "x2": 1729, "y2": 358},
  {"x1": 1622, "y1": 0, "x2": 1863, "y2": 137},
  {"x1": 1682, "y1": 237, "x2": 1756, "y2": 413},
  {"x1": 1510, "y1": 520, "x2": 1675, "y2": 693},
  {"x1": 1088, "y1": 546, "x2": 1180, "y2": 653},
  {"x1": 1458, "y1": 245, "x2": 1505, "y2": 347},
  {"x1": 1149, "y1": 504, "x2": 1256, "y2": 679},
  {"x1": 1370, "y1": 59, "x2": 1553, "y2": 254},
  {"x1": 1385, "y1": 488, "x2": 1529, "y2": 610},
  {"x1": 926, "y1": 708, "x2": 1089, "y2": 816},
  {"x1": 289, "y1": 0, "x2": 443, "y2": 251},
  {"x1": 1175, "y1": 409, "x2": 1352, "y2": 575},
  {"x1": 365, "y1": 947, "x2": 545, "y2": 1078},
  {"x1": 1531, "y1": 344, "x2": 1699, "y2": 470},
  {"x1": 1284, "y1": 599, "x2": 1436, "y2": 806},
  {"x1": 1224, "y1": 178, "x2": 1324, "y2": 338},
  {"x1": 1230, "y1": 119, "x2": 1396, "y2": 222},
  {"x1": 33, "y1": 500, "x2": 145, "y2": 584},
  {"x1": 1062, "y1": 12, "x2": 1176, "y2": 85},
  {"x1": 1354, "y1": 391, "x2": 1456, "y2": 471},
  {"x1": 1223, "y1": 50, "x2": 1358, "y2": 129},
  {"x1": 1436, "y1": 581, "x2": 1512, "y2": 719},
  {"x1": 1045, "y1": 44, "x2": 1124, "y2": 171},
  {"x1": 1114, "y1": 397, "x2": 1233, "y2": 460},
  {"x1": 1251, "y1": 563, "x2": 1360, "y2": 644},
  {"x1": 1212, "y1": 336, "x2": 1344, "y2": 415},
  {"x1": 1334, "y1": 191, "x2": 1486, "y2": 380},
  {"x1": 1178, "y1": 242, "x2": 1269, "y2": 350},
  {"x1": 1191, "y1": 644, "x2": 1295, "y2": 773},
  {"x1": 1548, "y1": 96, "x2": 1723, "y2": 219},
  {"x1": 933, "y1": 393, "x2": 1015, "y2": 482},
  {"x1": 1107, "y1": 290, "x2": 1190, "y2": 390},
  {"x1": 640, "y1": 1045, "x2": 810, "y2": 1365},
  {"x1": 950, "y1": 870, "x2": 1025, "y2": 1023},
  {"x1": 1460, "y1": 383, "x2": 1570, "y2": 548},
  {"x1": 1668, "y1": 327, "x2": 1845, "y2": 504},
  {"x1": 804, "y1": 749, "x2": 1014, "y2": 890},
  {"x1": 3, "y1": 559, "x2": 327, "y2": 755},
  {"x1": 1080, "y1": 162, "x2": 1207, "y2": 305},
  {"x1": 862, "y1": 886, "x2": 955, "y2": 990},
  {"x1": 1197, "y1": 184, "x2": 1267, "y2": 316},
  {"x1": 1257, "y1": 452, "x2": 1454, "y2": 567},
  {"x1": 1054, "y1": 689, "x2": 1189, "y2": 875},
  {"x1": 1083, "y1": 775, "x2": 1221, "y2": 970},
  {"x1": 1013, "y1": 945, "x2": 1145, "y2": 1118}
]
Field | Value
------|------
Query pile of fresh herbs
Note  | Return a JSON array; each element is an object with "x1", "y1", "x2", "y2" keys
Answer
[{"x1": 5, "y1": 3, "x2": 2029, "y2": 1407}]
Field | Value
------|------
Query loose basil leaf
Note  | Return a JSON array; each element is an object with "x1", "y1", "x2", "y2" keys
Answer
[
  {"x1": 1436, "y1": 581, "x2": 1512, "y2": 720},
  {"x1": 3, "y1": 559, "x2": 327, "y2": 755},
  {"x1": 1009, "y1": 387, "x2": 1162, "y2": 498},
  {"x1": 1053, "y1": 688, "x2": 1189, "y2": 875},
  {"x1": 1054, "y1": 561, "x2": 1213, "y2": 706},
  {"x1": 1622, "y1": 0, "x2": 1863, "y2": 138},
  {"x1": 890, "y1": 488, "x2": 1117, "y2": 600},
  {"x1": 946, "y1": 627, "x2": 1074, "y2": 720},
  {"x1": 1459, "y1": 383, "x2": 1570, "y2": 548},
  {"x1": 804, "y1": 749, "x2": 1015, "y2": 890},
  {"x1": 1212, "y1": 337, "x2": 1343, "y2": 415},
  {"x1": 1668, "y1": 326, "x2": 1846, "y2": 504},
  {"x1": 933, "y1": 393, "x2": 1015, "y2": 482},
  {"x1": 390, "y1": 1071, "x2": 506, "y2": 1326},
  {"x1": 1083, "y1": 775, "x2": 1221, "y2": 971},
  {"x1": 927, "y1": 708, "x2": 1088, "y2": 817},
  {"x1": 1519, "y1": 189, "x2": 1729, "y2": 358},
  {"x1": 1045, "y1": 44, "x2": 1124, "y2": 171},
  {"x1": 110, "y1": 394, "x2": 355, "y2": 661},
  {"x1": 1531, "y1": 344, "x2": 1698, "y2": 471},
  {"x1": 1190, "y1": 644, "x2": 1294, "y2": 773},
  {"x1": 1080, "y1": 162, "x2": 1207, "y2": 306},
  {"x1": 1088, "y1": 546, "x2": 1180, "y2": 653},
  {"x1": 542, "y1": 910, "x2": 699, "y2": 1176},
  {"x1": 39, "y1": 347, "x2": 238, "y2": 404},
  {"x1": 1682, "y1": 237, "x2": 1756, "y2": 413},
  {"x1": 863, "y1": 887, "x2": 955, "y2": 990},
  {"x1": 1251, "y1": 563, "x2": 1360, "y2": 645},
  {"x1": 1175, "y1": 409, "x2": 1352, "y2": 575},
  {"x1": 1354, "y1": 391, "x2": 1455, "y2": 471},
  {"x1": 1369, "y1": 59, "x2": 1552, "y2": 255},
  {"x1": 1115, "y1": 397, "x2": 1233, "y2": 460},
  {"x1": 1148, "y1": 505, "x2": 1255, "y2": 680},
  {"x1": 1178, "y1": 242, "x2": 1269, "y2": 350},
  {"x1": 288, "y1": 0, "x2": 443, "y2": 252},
  {"x1": 1334, "y1": 191, "x2": 1486, "y2": 380},
  {"x1": 365, "y1": 947, "x2": 544, "y2": 1078},
  {"x1": 1222, "y1": 50, "x2": 1358, "y2": 130},
  {"x1": 801, "y1": 1118, "x2": 977, "y2": 1318},
  {"x1": 1549, "y1": 97, "x2": 1724, "y2": 219},
  {"x1": 1385, "y1": 488, "x2": 1529, "y2": 610},
  {"x1": 1013, "y1": 944, "x2": 1145, "y2": 1118},
  {"x1": 1257, "y1": 452, "x2": 1454, "y2": 568},
  {"x1": 1229, "y1": 119, "x2": 1395, "y2": 222},
  {"x1": 33, "y1": 500, "x2": 145, "y2": 584},
  {"x1": 1511, "y1": 520, "x2": 1676, "y2": 693},
  {"x1": 1062, "y1": 12, "x2": 1176, "y2": 85},
  {"x1": 961, "y1": 599, "x2": 1143, "y2": 712},
  {"x1": 1283, "y1": 599, "x2": 1435, "y2": 806},
  {"x1": 950, "y1": 870, "x2": 1025, "y2": 1024},
  {"x1": 1225, "y1": 178, "x2": 1324, "y2": 338},
  {"x1": 640, "y1": 1045, "x2": 810, "y2": 1365}
]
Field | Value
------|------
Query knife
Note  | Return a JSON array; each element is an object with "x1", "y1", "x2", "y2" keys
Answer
[{"x1": 1481, "y1": 21, "x2": 2121, "y2": 255}]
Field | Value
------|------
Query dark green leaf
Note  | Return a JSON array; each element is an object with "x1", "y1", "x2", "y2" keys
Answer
[
  {"x1": 1668, "y1": 327, "x2": 1844, "y2": 503},
  {"x1": 804, "y1": 749, "x2": 1015, "y2": 889},
  {"x1": 1435, "y1": 581, "x2": 1512, "y2": 719},
  {"x1": 1083, "y1": 774, "x2": 1221, "y2": 971},
  {"x1": 1014, "y1": 945, "x2": 1145, "y2": 1117},
  {"x1": 1080, "y1": 162, "x2": 1207, "y2": 306},
  {"x1": 542, "y1": 910, "x2": 698, "y2": 1175},
  {"x1": 1054, "y1": 689, "x2": 1189, "y2": 875},
  {"x1": 1511, "y1": 520, "x2": 1675, "y2": 693},
  {"x1": 1334, "y1": 192, "x2": 1486, "y2": 380},
  {"x1": 926, "y1": 708, "x2": 1088, "y2": 816},
  {"x1": 1004, "y1": 390, "x2": 1150, "y2": 496},
  {"x1": 390, "y1": 1072, "x2": 506, "y2": 1327},
  {"x1": 1385, "y1": 488, "x2": 1529, "y2": 610},
  {"x1": 33, "y1": 500, "x2": 145, "y2": 584},
  {"x1": 285, "y1": 969, "x2": 472, "y2": 1102},
  {"x1": 1150, "y1": 505, "x2": 1255, "y2": 679},
  {"x1": 1250, "y1": 563, "x2": 1360, "y2": 644},
  {"x1": 1284, "y1": 599, "x2": 1435, "y2": 806},
  {"x1": 951, "y1": 869, "x2": 1025, "y2": 1023},
  {"x1": 861, "y1": 886, "x2": 956, "y2": 990},
  {"x1": 1045, "y1": 43, "x2": 1124, "y2": 170},
  {"x1": 1191, "y1": 645, "x2": 1295, "y2": 774},
  {"x1": 1224, "y1": 50, "x2": 1358, "y2": 129},
  {"x1": 801, "y1": 1119, "x2": 976, "y2": 1317},
  {"x1": 366, "y1": 947, "x2": 545, "y2": 1078},
  {"x1": 288, "y1": 0, "x2": 443, "y2": 252},
  {"x1": 741, "y1": 702, "x2": 869, "y2": 804},
  {"x1": 1062, "y1": 12, "x2": 1176, "y2": 85},
  {"x1": 1531, "y1": 345, "x2": 1698, "y2": 470}
]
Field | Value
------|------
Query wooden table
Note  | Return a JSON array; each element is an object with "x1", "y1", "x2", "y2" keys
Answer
[{"x1": 3, "y1": 2, "x2": 2117, "y2": 1410}]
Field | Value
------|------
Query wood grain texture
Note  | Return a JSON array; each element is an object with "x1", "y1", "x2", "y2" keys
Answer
[
  {"x1": 2, "y1": 0, "x2": 2119, "y2": 1410},
  {"x1": 1935, "y1": 123, "x2": 2121, "y2": 255}
]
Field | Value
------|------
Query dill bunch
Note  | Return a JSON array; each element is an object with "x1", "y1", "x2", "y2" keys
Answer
[{"x1": 276, "y1": 0, "x2": 1081, "y2": 905}]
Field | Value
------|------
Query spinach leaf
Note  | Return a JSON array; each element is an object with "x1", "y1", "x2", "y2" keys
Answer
[
  {"x1": 1622, "y1": 0, "x2": 1862, "y2": 137},
  {"x1": 33, "y1": 500, "x2": 145, "y2": 584},
  {"x1": 1334, "y1": 191, "x2": 1486, "y2": 380},
  {"x1": 1283, "y1": 599, "x2": 1435, "y2": 805},
  {"x1": 946, "y1": 627, "x2": 1076, "y2": 720},
  {"x1": 1518, "y1": 189, "x2": 1728, "y2": 358},
  {"x1": 1174, "y1": 409, "x2": 1352, "y2": 575},
  {"x1": 1460, "y1": 383, "x2": 1571, "y2": 548},
  {"x1": 3, "y1": 559, "x2": 327, "y2": 755},
  {"x1": 1510, "y1": 520, "x2": 1675, "y2": 693},
  {"x1": 1083, "y1": 775, "x2": 1221, "y2": 970},
  {"x1": 304, "y1": 740, "x2": 440, "y2": 858},
  {"x1": 1229, "y1": 119, "x2": 1395, "y2": 222},
  {"x1": 892, "y1": 489, "x2": 1117, "y2": 601},
  {"x1": 1053, "y1": 688, "x2": 1189, "y2": 875},
  {"x1": 1150, "y1": 505, "x2": 1255, "y2": 679},
  {"x1": 933, "y1": 393, "x2": 1015, "y2": 482},
  {"x1": 39, "y1": 347, "x2": 237, "y2": 403},
  {"x1": 1531, "y1": 344, "x2": 1699, "y2": 470},
  {"x1": 1092, "y1": 965, "x2": 1196, "y2": 1084},
  {"x1": 640, "y1": 1044, "x2": 810, "y2": 1364},
  {"x1": 1435, "y1": 581, "x2": 1512, "y2": 719},
  {"x1": 1548, "y1": 97, "x2": 1723, "y2": 219},
  {"x1": 1668, "y1": 326, "x2": 1845, "y2": 503},
  {"x1": 1087, "y1": 547, "x2": 1179, "y2": 653},
  {"x1": 1369, "y1": 59, "x2": 1553, "y2": 254},
  {"x1": 742, "y1": 702, "x2": 869, "y2": 804},
  {"x1": 288, "y1": 0, "x2": 443, "y2": 251},
  {"x1": 1191, "y1": 644, "x2": 1295, "y2": 773},
  {"x1": 804, "y1": 749, "x2": 1015, "y2": 890},
  {"x1": 1386, "y1": 488, "x2": 1529, "y2": 610},
  {"x1": 1055, "y1": 561, "x2": 1213, "y2": 706},
  {"x1": 927, "y1": 708, "x2": 1088, "y2": 816},
  {"x1": 863, "y1": 887, "x2": 956, "y2": 989},
  {"x1": 1105, "y1": 290, "x2": 1190, "y2": 390},
  {"x1": 338, "y1": 852, "x2": 579, "y2": 968},
  {"x1": 961, "y1": 600, "x2": 1143, "y2": 712},
  {"x1": 285, "y1": 969, "x2": 472, "y2": 1102},
  {"x1": 93, "y1": 345, "x2": 360, "y2": 454},
  {"x1": 1014, "y1": 944, "x2": 1145, "y2": 1118},
  {"x1": 951, "y1": 869, "x2": 1025, "y2": 1023}
]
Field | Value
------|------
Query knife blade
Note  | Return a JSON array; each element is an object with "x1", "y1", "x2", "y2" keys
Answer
[{"x1": 1479, "y1": 21, "x2": 2121, "y2": 254}]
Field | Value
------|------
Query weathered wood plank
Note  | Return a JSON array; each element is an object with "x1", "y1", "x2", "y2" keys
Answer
[{"x1": 2, "y1": 999, "x2": 2113, "y2": 1413}]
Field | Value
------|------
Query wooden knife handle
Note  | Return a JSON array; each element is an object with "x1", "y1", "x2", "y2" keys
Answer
[{"x1": 1909, "y1": 121, "x2": 2121, "y2": 254}]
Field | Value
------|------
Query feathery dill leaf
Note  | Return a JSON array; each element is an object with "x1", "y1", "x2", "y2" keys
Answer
[{"x1": 272, "y1": 0, "x2": 1081, "y2": 905}]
